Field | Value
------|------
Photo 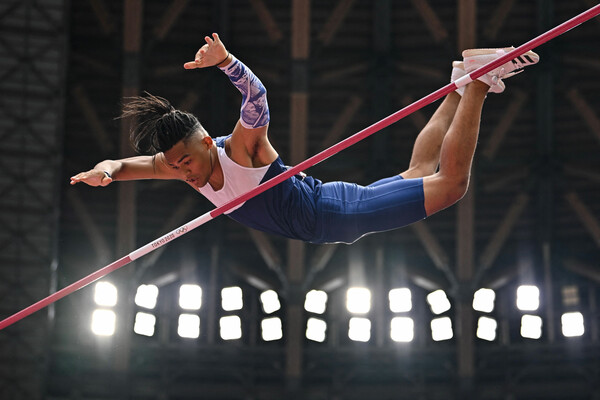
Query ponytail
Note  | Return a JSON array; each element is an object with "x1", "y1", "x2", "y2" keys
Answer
[{"x1": 121, "y1": 92, "x2": 203, "y2": 154}]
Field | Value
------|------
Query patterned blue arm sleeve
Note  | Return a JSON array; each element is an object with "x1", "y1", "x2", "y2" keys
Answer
[{"x1": 219, "y1": 55, "x2": 270, "y2": 129}]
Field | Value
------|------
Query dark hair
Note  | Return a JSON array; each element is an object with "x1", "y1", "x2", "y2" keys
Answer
[{"x1": 121, "y1": 92, "x2": 203, "y2": 154}]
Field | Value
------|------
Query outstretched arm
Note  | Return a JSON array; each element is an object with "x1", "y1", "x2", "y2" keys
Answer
[
  {"x1": 183, "y1": 33, "x2": 270, "y2": 130},
  {"x1": 70, "y1": 154, "x2": 180, "y2": 186}
]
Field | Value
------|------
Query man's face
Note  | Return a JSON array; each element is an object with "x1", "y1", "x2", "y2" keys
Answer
[{"x1": 163, "y1": 133, "x2": 213, "y2": 187}]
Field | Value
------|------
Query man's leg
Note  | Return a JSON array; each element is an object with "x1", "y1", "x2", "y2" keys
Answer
[
  {"x1": 421, "y1": 80, "x2": 489, "y2": 215},
  {"x1": 400, "y1": 91, "x2": 461, "y2": 179}
]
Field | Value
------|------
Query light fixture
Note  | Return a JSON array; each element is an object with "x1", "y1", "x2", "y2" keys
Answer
[
  {"x1": 306, "y1": 317, "x2": 327, "y2": 342},
  {"x1": 135, "y1": 284, "x2": 159, "y2": 310},
  {"x1": 133, "y1": 312, "x2": 156, "y2": 337},
  {"x1": 304, "y1": 290, "x2": 327, "y2": 314},
  {"x1": 221, "y1": 286, "x2": 243, "y2": 311},
  {"x1": 390, "y1": 316, "x2": 414, "y2": 342},
  {"x1": 348, "y1": 317, "x2": 371, "y2": 342},
  {"x1": 261, "y1": 317, "x2": 283, "y2": 341},
  {"x1": 561, "y1": 312, "x2": 584, "y2": 337},
  {"x1": 389, "y1": 288, "x2": 412, "y2": 313},
  {"x1": 177, "y1": 313, "x2": 200, "y2": 339},
  {"x1": 346, "y1": 287, "x2": 371, "y2": 314},
  {"x1": 472, "y1": 288, "x2": 495, "y2": 313},
  {"x1": 516, "y1": 285, "x2": 539, "y2": 311},
  {"x1": 179, "y1": 284, "x2": 202, "y2": 310},
  {"x1": 520, "y1": 314, "x2": 542, "y2": 339},
  {"x1": 91, "y1": 309, "x2": 116, "y2": 336},
  {"x1": 220, "y1": 315, "x2": 242, "y2": 340},
  {"x1": 260, "y1": 290, "x2": 281, "y2": 314},
  {"x1": 94, "y1": 281, "x2": 117, "y2": 307},
  {"x1": 430, "y1": 316, "x2": 453, "y2": 341},
  {"x1": 476, "y1": 316, "x2": 497, "y2": 341},
  {"x1": 427, "y1": 290, "x2": 451, "y2": 315}
]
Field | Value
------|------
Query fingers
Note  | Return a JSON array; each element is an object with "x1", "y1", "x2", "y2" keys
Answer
[{"x1": 183, "y1": 61, "x2": 198, "y2": 69}]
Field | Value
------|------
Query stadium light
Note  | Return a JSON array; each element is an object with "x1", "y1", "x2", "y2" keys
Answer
[
  {"x1": 427, "y1": 290, "x2": 451, "y2": 315},
  {"x1": 135, "y1": 284, "x2": 159, "y2": 310},
  {"x1": 473, "y1": 288, "x2": 495, "y2": 313},
  {"x1": 304, "y1": 290, "x2": 327, "y2": 314},
  {"x1": 561, "y1": 312, "x2": 584, "y2": 337},
  {"x1": 94, "y1": 281, "x2": 117, "y2": 307},
  {"x1": 389, "y1": 288, "x2": 412, "y2": 313},
  {"x1": 260, "y1": 290, "x2": 281, "y2": 314},
  {"x1": 91, "y1": 309, "x2": 116, "y2": 336},
  {"x1": 221, "y1": 286, "x2": 243, "y2": 311},
  {"x1": 431, "y1": 316, "x2": 453, "y2": 341},
  {"x1": 177, "y1": 314, "x2": 200, "y2": 339},
  {"x1": 476, "y1": 316, "x2": 497, "y2": 341},
  {"x1": 220, "y1": 315, "x2": 242, "y2": 340},
  {"x1": 346, "y1": 287, "x2": 371, "y2": 314},
  {"x1": 261, "y1": 317, "x2": 283, "y2": 341},
  {"x1": 348, "y1": 317, "x2": 371, "y2": 342},
  {"x1": 516, "y1": 285, "x2": 539, "y2": 311},
  {"x1": 306, "y1": 317, "x2": 327, "y2": 342},
  {"x1": 390, "y1": 316, "x2": 414, "y2": 342},
  {"x1": 520, "y1": 314, "x2": 542, "y2": 339},
  {"x1": 179, "y1": 284, "x2": 202, "y2": 310},
  {"x1": 134, "y1": 312, "x2": 156, "y2": 337}
]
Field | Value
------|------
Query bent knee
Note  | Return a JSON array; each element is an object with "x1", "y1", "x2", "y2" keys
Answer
[{"x1": 422, "y1": 174, "x2": 470, "y2": 215}]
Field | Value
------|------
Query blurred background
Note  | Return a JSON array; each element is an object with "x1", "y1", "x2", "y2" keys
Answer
[{"x1": 1, "y1": 1, "x2": 600, "y2": 399}]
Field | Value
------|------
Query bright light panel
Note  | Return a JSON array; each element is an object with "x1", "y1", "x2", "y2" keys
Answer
[
  {"x1": 346, "y1": 287, "x2": 371, "y2": 314},
  {"x1": 261, "y1": 317, "x2": 283, "y2": 341},
  {"x1": 135, "y1": 284, "x2": 159, "y2": 310},
  {"x1": 348, "y1": 317, "x2": 371, "y2": 342},
  {"x1": 431, "y1": 316, "x2": 453, "y2": 341},
  {"x1": 389, "y1": 288, "x2": 412, "y2": 313},
  {"x1": 427, "y1": 290, "x2": 451, "y2": 315},
  {"x1": 390, "y1": 317, "x2": 414, "y2": 342},
  {"x1": 91, "y1": 309, "x2": 116, "y2": 336},
  {"x1": 476, "y1": 316, "x2": 497, "y2": 341},
  {"x1": 221, "y1": 286, "x2": 243, "y2": 311},
  {"x1": 260, "y1": 290, "x2": 281, "y2": 314},
  {"x1": 306, "y1": 317, "x2": 327, "y2": 342},
  {"x1": 134, "y1": 312, "x2": 156, "y2": 337},
  {"x1": 473, "y1": 288, "x2": 495, "y2": 313},
  {"x1": 94, "y1": 281, "x2": 117, "y2": 307},
  {"x1": 304, "y1": 290, "x2": 327, "y2": 314},
  {"x1": 220, "y1": 315, "x2": 242, "y2": 340},
  {"x1": 516, "y1": 285, "x2": 540, "y2": 311},
  {"x1": 561, "y1": 312, "x2": 584, "y2": 337},
  {"x1": 177, "y1": 314, "x2": 200, "y2": 339},
  {"x1": 179, "y1": 284, "x2": 202, "y2": 310},
  {"x1": 520, "y1": 314, "x2": 542, "y2": 339}
]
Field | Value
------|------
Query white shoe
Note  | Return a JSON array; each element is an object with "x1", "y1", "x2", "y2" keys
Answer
[
  {"x1": 462, "y1": 47, "x2": 539, "y2": 92},
  {"x1": 451, "y1": 60, "x2": 504, "y2": 95}
]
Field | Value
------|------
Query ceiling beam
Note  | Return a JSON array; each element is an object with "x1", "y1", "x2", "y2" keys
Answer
[
  {"x1": 482, "y1": 89, "x2": 528, "y2": 160},
  {"x1": 249, "y1": 0, "x2": 283, "y2": 43},
  {"x1": 483, "y1": 0, "x2": 516, "y2": 40},
  {"x1": 153, "y1": 0, "x2": 190, "y2": 41},
  {"x1": 409, "y1": 0, "x2": 448, "y2": 43},
  {"x1": 318, "y1": 0, "x2": 356, "y2": 46},
  {"x1": 565, "y1": 191, "x2": 600, "y2": 247},
  {"x1": 566, "y1": 88, "x2": 600, "y2": 144}
]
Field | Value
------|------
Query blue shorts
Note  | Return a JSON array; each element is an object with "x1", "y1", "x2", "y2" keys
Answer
[{"x1": 312, "y1": 176, "x2": 427, "y2": 244}]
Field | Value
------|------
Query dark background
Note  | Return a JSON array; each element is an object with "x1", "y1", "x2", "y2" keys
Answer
[{"x1": 1, "y1": 1, "x2": 600, "y2": 399}]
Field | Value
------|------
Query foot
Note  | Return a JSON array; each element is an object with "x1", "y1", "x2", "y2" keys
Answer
[
  {"x1": 451, "y1": 61, "x2": 504, "y2": 95},
  {"x1": 462, "y1": 47, "x2": 539, "y2": 93}
]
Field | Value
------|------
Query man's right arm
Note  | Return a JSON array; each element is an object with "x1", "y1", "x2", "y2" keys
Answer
[{"x1": 70, "y1": 154, "x2": 178, "y2": 187}]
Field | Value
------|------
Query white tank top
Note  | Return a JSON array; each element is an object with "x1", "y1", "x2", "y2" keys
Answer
[{"x1": 196, "y1": 146, "x2": 270, "y2": 214}]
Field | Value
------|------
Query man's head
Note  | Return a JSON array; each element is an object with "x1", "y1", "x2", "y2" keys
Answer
[{"x1": 122, "y1": 92, "x2": 206, "y2": 155}]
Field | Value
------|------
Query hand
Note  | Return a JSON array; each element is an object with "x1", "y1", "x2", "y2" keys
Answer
[
  {"x1": 70, "y1": 169, "x2": 113, "y2": 187},
  {"x1": 183, "y1": 33, "x2": 229, "y2": 69}
]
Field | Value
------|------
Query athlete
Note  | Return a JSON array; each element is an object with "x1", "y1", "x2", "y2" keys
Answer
[{"x1": 70, "y1": 33, "x2": 539, "y2": 244}]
